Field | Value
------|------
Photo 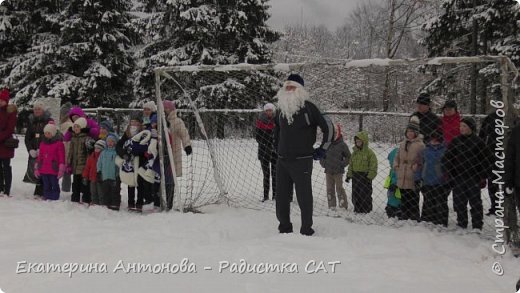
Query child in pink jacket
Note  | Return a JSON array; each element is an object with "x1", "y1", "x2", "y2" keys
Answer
[{"x1": 35, "y1": 122, "x2": 65, "y2": 200}]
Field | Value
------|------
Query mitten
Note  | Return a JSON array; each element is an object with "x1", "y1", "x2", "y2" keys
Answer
[
  {"x1": 29, "y1": 149, "x2": 39, "y2": 158},
  {"x1": 34, "y1": 162, "x2": 40, "y2": 178},
  {"x1": 66, "y1": 165, "x2": 73, "y2": 175},
  {"x1": 479, "y1": 179, "x2": 487, "y2": 189},
  {"x1": 185, "y1": 146, "x2": 192, "y2": 156},
  {"x1": 312, "y1": 147, "x2": 326, "y2": 160}
]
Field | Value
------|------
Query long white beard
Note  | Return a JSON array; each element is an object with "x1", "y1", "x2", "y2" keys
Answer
[{"x1": 276, "y1": 86, "x2": 309, "y2": 124}]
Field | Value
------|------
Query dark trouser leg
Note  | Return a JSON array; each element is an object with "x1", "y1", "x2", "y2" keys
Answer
[
  {"x1": 260, "y1": 157, "x2": 270, "y2": 200},
  {"x1": 48, "y1": 175, "x2": 60, "y2": 200},
  {"x1": 467, "y1": 183, "x2": 483, "y2": 230},
  {"x1": 290, "y1": 159, "x2": 314, "y2": 234},
  {"x1": 103, "y1": 179, "x2": 120, "y2": 210},
  {"x1": 128, "y1": 186, "x2": 136, "y2": 209},
  {"x1": 0, "y1": 159, "x2": 12, "y2": 195},
  {"x1": 421, "y1": 186, "x2": 435, "y2": 223},
  {"x1": 136, "y1": 176, "x2": 150, "y2": 210},
  {"x1": 271, "y1": 158, "x2": 277, "y2": 199},
  {"x1": 82, "y1": 179, "x2": 91, "y2": 204},
  {"x1": 71, "y1": 175, "x2": 82, "y2": 202},
  {"x1": 453, "y1": 183, "x2": 469, "y2": 228},
  {"x1": 96, "y1": 181, "x2": 105, "y2": 206},
  {"x1": 153, "y1": 182, "x2": 161, "y2": 207},
  {"x1": 435, "y1": 185, "x2": 450, "y2": 227},
  {"x1": 41, "y1": 174, "x2": 51, "y2": 199},
  {"x1": 352, "y1": 172, "x2": 372, "y2": 213},
  {"x1": 34, "y1": 183, "x2": 43, "y2": 197},
  {"x1": 61, "y1": 173, "x2": 71, "y2": 193},
  {"x1": 90, "y1": 181, "x2": 99, "y2": 205},
  {"x1": 275, "y1": 159, "x2": 294, "y2": 233},
  {"x1": 113, "y1": 178, "x2": 121, "y2": 210},
  {"x1": 487, "y1": 178, "x2": 499, "y2": 213},
  {"x1": 400, "y1": 189, "x2": 419, "y2": 221}
]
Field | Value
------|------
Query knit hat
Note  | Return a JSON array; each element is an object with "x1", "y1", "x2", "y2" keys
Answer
[
  {"x1": 100, "y1": 120, "x2": 114, "y2": 132},
  {"x1": 0, "y1": 88, "x2": 10, "y2": 103},
  {"x1": 416, "y1": 93, "x2": 431, "y2": 105},
  {"x1": 106, "y1": 133, "x2": 118, "y2": 144},
  {"x1": 94, "y1": 140, "x2": 106, "y2": 150},
  {"x1": 430, "y1": 129, "x2": 444, "y2": 143},
  {"x1": 406, "y1": 121, "x2": 420, "y2": 135},
  {"x1": 461, "y1": 117, "x2": 477, "y2": 133},
  {"x1": 33, "y1": 100, "x2": 47, "y2": 110},
  {"x1": 163, "y1": 100, "x2": 176, "y2": 112},
  {"x1": 43, "y1": 122, "x2": 57, "y2": 137},
  {"x1": 442, "y1": 100, "x2": 457, "y2": 111},
  {"x1": 130, "y1": 111, "x2": 143, "y2": 123},
  {"x1": 263, "y1": 103, "x2": 275, "y2": 112},
  {"x1": 143, "y1": 101, "x2": 157, "y2": 112},
  {"x1": 73, "y1": 117, "x2": 88, "y2": 129},
  {"x1": 287, "y1": 74, "x2": 304, "y2": 87}
]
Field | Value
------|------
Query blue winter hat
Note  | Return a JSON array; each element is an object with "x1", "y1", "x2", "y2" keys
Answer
[
  {"x1": 287, "y1": 74, "x2": 304, "y2": 87},
  {"x1": 100, "y1": 120, "x2": 114, "y2": 132},
  {"x1": 106, "y1": 133, "x2": 118, "y2": 144},
  {"x1": 150, "y1": 114, "x2": 158, "y2": 125}
]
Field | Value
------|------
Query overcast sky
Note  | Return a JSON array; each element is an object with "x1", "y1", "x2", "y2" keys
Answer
[{"x1": 267, "y1": 0, "x2": 365, "y2": 31}]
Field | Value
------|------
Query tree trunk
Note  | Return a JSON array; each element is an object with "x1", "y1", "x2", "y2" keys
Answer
[
  {"x1": 383, "y1": 0, "x2": 396, "y2": 112},
  {"x1": 469, "y1": 0, "x2": 478, "y2": 114}
]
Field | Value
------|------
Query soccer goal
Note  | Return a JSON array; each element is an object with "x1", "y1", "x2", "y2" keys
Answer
[{"x1": 154, "y1": 56, "x2": 519, "y2": 242}]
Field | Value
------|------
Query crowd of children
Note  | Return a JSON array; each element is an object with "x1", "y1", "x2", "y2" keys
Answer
[
  {"x1": 17, "y1": 93, "x2": 493, "y2": 228},
  {"x1": 27, "y1": 100, "x2": 192, "y2": 213},
  {"x1": 313, "y1": 98, "x2": 491, "y2": 230}
]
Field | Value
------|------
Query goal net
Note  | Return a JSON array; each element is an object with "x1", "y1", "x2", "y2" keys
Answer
[{"x1": 153, "y1": 56, "x2": 519, "y2": 241}]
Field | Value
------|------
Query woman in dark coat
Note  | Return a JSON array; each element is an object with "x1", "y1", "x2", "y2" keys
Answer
[
  {"x1": 0, "y1": 88, "x2": 17, "y2": 196},
  {"x1": 24, "y1": 100, "x2": 54, "y2": 197}
]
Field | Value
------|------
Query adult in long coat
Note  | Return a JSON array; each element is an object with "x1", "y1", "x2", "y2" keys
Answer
[
  {"x1": 479, "y1": 111, "x2": 501, "y2": 216},
  {"x1": 163, "y1": 101, "x2": 192, "y2": 177},
  {"x1": 0, "y1": 88, "x2": 17, "y2": 196},
  {"x1": 24, "y1": 100, "x2": 53, "y2": 196}
]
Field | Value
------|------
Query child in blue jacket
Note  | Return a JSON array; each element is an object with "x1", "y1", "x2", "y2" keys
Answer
[{"x1": 420, "y1": 130, "x2": 449, "y2": 226}]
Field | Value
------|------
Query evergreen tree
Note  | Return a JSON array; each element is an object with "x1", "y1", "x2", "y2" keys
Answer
[
  {"x1": 421, "y1": 0, "x2": 519, "y2": 112},
  {"x1": 134, "y1": 0, "x2": 280, "y2": 106},
  {"x1": 0, "y1": 0, "x2": 63, "y2": 104},
  {"x1": 3, "y1": 0, "x2": 138, "y2": 107}
]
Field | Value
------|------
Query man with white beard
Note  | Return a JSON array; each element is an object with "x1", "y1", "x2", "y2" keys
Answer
[{"x1": 274, "y1": 74, "x2": 335, "y2": 236}]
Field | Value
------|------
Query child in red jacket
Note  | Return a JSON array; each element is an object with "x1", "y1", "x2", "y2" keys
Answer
[
  {"x1": 34, "y1": 122, "x2": 65, "y2": 200},
  {"x1": 83, "y1": 140, "x2": 106, "y2": 205}
]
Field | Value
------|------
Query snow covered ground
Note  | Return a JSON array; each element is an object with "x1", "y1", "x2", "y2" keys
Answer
[{"x1": 1, "y1": 143, "x2": 519, "y2": 292}]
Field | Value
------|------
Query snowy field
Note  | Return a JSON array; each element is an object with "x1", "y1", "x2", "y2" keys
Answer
[{"x1": 1, "y1": 141, "x2": 520, "y2": 292}]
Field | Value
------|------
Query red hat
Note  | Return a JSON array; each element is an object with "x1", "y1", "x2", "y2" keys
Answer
[{"x1": 0, "y1": 88, "x2": 10, "y2": 103}]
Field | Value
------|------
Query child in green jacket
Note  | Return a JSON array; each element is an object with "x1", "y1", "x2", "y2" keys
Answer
[{"x1": 346, "y1": 131, "x2": 378, "y2": 213}]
